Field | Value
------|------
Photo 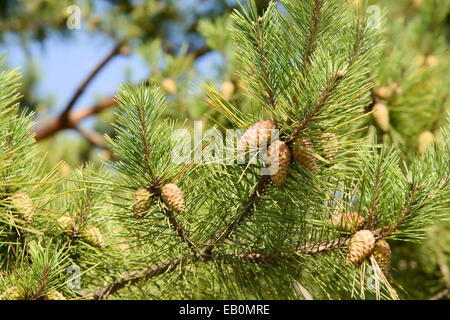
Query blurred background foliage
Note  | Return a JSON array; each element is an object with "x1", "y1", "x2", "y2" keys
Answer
[{"x1": 0, "y1": 0, "x2": 448, "y2": 299}]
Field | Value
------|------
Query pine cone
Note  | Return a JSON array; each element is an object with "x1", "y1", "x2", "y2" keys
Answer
[
  {"x1": 375, "y1": 86, "x2": 392, "y2": 100},
  {"x1": 132, "y1": 188, "x2": 152, "y2": 219},
  {"x1": 10, "y1": 192, "x2": 34, "y2": 224},
  {"x1": 425, "y1": 55, "x2": 438, "y2": 67},
  {"x1": 57, "y1": 215, "x2": 75, "y2": 233},
  {"x1": 372, "y1": 103, "x2": 389, "y2": 132},
  {"x1": 221, "y1": 80, "x2": 235, "y2": 101},
  {"x1": 45, "y1": 289, "x2": 66, "y2": 300},
  {"x1": 346, "y1": 230, "x2": 375, "y2": 265},
  {"x1": 292, "y1": 137, "x2": 317, "y2": 173},
  {"x1": 373, "y1": 239, "x2": 391, "y2": 275},
  {"x1": 320, "y1": 133, "x2": 338, "y2": 163},
  {"x1": 82, "y1": 225, "x2": 105, "y2": 248},
  {"x1": 161, "y1": 78, "x2": 177, "y2": 95},
  {"x1": 331, "y1": 212, "x2": 365, "y2": 232},
  {"x1": 267, "y1": 140, "x2": 291, "y2": 188},
  {"x1": 161, "y1": 183, "x2": 185, "y2": 214},
  {"x1": 237, "y1": 120, "x2": 277, "y2": 152},
  {"x1": 1, "y1": 286, "x2": 22, "y2": 300},
  {"x1": 418, "y1": 130, "x2": 434, "y2": 154}
]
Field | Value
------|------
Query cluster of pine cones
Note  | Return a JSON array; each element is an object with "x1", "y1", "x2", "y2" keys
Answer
[
  {"x1": 56, "y1": 215, "x2": 105, "y2": 249},
  {"x1": 237, "y1": 120, "x2": 338, "y2": 188},
  {"x1": 132, "y1": 183, "x2": 185, "y2": 219}
]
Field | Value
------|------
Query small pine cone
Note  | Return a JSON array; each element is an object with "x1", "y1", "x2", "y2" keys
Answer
[
  {"x1": 267, "y1": 140, "x2": 291, "y2": 188},
  {"x1": 161, "y1": 183, "x2": 185, "y2": 214},
  {"x1": 57, "y1": 215, "x2": 75, "y2": 233},
  {"x1": 221, "y1": 80, "x2": 235, "y2": 101},
  {"x1": 161, "y1": 78, "x2": 177, "y2": 95},
  {"x1": 373, "y1": 239, "x2": 391, "y2": 275},
  {"x1": 320, "y1": 133, "x2": 338, "y2": 163},
  {"x1": 331, "y1": 212, "x2": 365, "y2": 232},
  {"x1": 418, "y1": 130, "x2": 434, "y2": 154},
  {"x1": 425, "y1": 55, "x2": 438, "y2": 67},
  {"x1": 1, "y1": 286, "x2": 22, "y2": 300},
  {"x1": 10, "y1": 192, "x2": 34, "y2": 224},
  {"x1": 237, "y1": 120, "x2": 277, "y2": 152},
  {"x1": 292, "y1": 137, "x2": 317, "y2": 173},
  {"x1": 346, "y1": 230, "x2": 375, "y2": 265},
  {"x1": 132, "y1": 188, "x2": 152, "y2": 219},
  {"x1": 45, "y1": 289, "x2": 66, "y2": 300},
  {"x1": 82, "y1": 225, "x2": 105, "y2": 249},
  {"x1": 372, "y1": 103, "x2": 389, "y2": 132},
  {"x1": 375, "y1": 86, "x2": 392, "y2": 100}
]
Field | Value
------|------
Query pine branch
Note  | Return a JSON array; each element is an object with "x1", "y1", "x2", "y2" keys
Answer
[
  {"x1": 378, "y1": 174, "x2": 449, "y2": 239},
  {"x1": 34, "y1": 97, "x2": 116, "y2": 141},
  {"x1": 164, "y1": 207, "x2": 195, "y2": 250},
  {"x1": 81, "y1": 60, "x2": 350, "y2": 300},
  {"x1": 254, "y1": 18, "x2": 276, "y2": 109},
  {"x1": 83, "y1": 258, "x2": 182, "y2": 300},
  {"x1": 302, "y1": 0, "x2": 323, "y2": 73},
  {"x1": 84, "y1": 233, "x2": 353, "y2": 300},
  {"x1": 33, "y1": 42, "x2": 212, "y2": 142},
  {"x1": 289, "y1": 70, "x2": 344, "y2": 140},
  {"x1": 135, "y1": 102, "x2": 156, "y2": 182},
  {"x1": 200, "y1": 175, "x2": 270, "y2": 256},
  {"x1": 31, "y1": 264, "x2": 51, "y2": 300},
  {"x1": 63, "y1": 43, "x2": 124, "y2": 119},
  {"x1": 366, "y1": 164, "x2": 382, "y2": 228}
]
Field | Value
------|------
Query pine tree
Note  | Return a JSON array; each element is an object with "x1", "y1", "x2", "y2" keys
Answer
[{"x1": 0, "y1": 0, "x2": 448, "y2": 300}]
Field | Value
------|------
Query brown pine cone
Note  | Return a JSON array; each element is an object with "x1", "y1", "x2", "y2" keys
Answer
[
  {"x1": 331, "y1": 212, "x2": 365, "y2": 232},
  {"x1": 81, "y1": 225, "x2": 105, "y2": 249},
  {"x1": 372, "y1": 103, "x2": 389, "y2": 132},
  {"x1": 132, "y1": 187, "x2": 152, "y2": 219},
  {"x1": 417, "y1": 131, "x2": 434, "y2": 154},
  {"x1": 320, "y1": 133, "x2": 338, "y2": 163},
  {"x1": 10, "y1": 192, "x2": 34, "y2": 224},
  {"x1": 221, "y1": 80, "x2": 235, "y2": 101},
  {"x1": 45, "y1": 289, "x2": 66, "y2": 300},
  {"x1": 373, "y1": 239, "x2": 391, "y2": 275},
  {"x1": 267, "y1": 140, "x2": 291, "y2": 188},
  {"x1": 161, "y1": 183, "x2": 185, "y2": 214},
  {"x1": 292, "y1": 137, "x2": 317, "y2": 173},
  {"x1": 237, "y1": 120, "x2": 277, "y2": 152},
  {"x1": 346, "y1": 230, "x2": 375, "y2": 265},
  {"x1": 56, "y1": 215, "x2": 75, "y2": 233}
]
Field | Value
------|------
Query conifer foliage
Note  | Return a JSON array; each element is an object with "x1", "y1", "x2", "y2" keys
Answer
[{"x1": 0, "y1": 0, "x2": 448, "y2": 300}]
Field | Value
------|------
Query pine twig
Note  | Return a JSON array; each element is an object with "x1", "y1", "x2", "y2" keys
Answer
[
  {"x1": 253, "y1": 16, "x2": 276, "y2": 110},
  {"x1": 302, "y1": 0, "x2": 323, "y2": 73},
  {"x1": 200, "y1": 175, "x2": 270, "y2": 256},
  {"x1": 164, "y1": 207, "x2": 195, "y2": 251},
  {"x1": 34, "y1": 97, "x2": 116, "y2": 141},
  {"x1": 289, "y1": 70, "x2": 344, "y2": 140}
]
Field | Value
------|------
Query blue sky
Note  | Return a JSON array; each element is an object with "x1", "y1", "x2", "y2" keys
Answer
[
  {"x1": 1, "y1": 30, "x2": 149, "y2": 117},
  {"x1": 0, "y1": 0, "x2": 229, "y2": 131}
]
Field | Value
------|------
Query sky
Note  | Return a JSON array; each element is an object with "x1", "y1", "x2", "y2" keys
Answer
[
  {"x1": 1, "y1": 30, "x2": 149, "y2": 117},
  {"x1": 0, "y1": 0, "x2": 228, "y2": 131}
]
